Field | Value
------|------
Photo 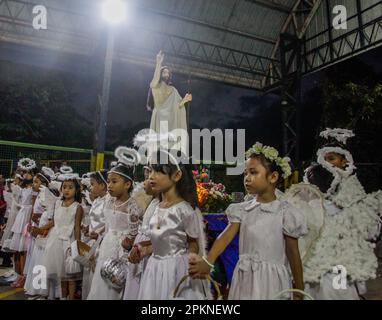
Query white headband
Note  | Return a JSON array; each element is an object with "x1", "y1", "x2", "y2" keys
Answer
[
  {"x1": 38, "y1": 166, "x2": 55, "y2": 184},
  {"x1": 96, "y1": 171, "x2": 108, "y2": 185},
  {"x1": 108, "y1": 165, "x2": 133, "y2": 182}
]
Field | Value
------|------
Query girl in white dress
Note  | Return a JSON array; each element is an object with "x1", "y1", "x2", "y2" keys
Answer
[
  {"x1": 22, "y1": 174, "x2": 44, "y2": 294},
  {"x1": 1, "y1": 174, "x2": 22, "y2": 251},
  {"x1": 42, "y1": 173, "x2": 83, "y2": 300},
  {"x1": 189, "y1": 142, "x2": 307, "y2": 300},
  {"x1": 123, "y1": 166, "x2": 159, "y2": 300},
  {"x1": 81, "y1": 169, "x2": 108, "y2": 299},
  {"x1": 24, "y1": 167, "x2": 58, "y2": 297},
  {"x1": 9, "y1": 159, "x2": 39, "y2": 288},
  {"x1": 87, "y1": 155, "x2": 142, "y2": 300},
  {"x1": 137, "y1": 150, "x2": 209, "y2": 300}
]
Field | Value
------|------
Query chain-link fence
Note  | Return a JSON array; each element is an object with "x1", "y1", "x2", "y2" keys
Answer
[
  {"x1": 0, "y1": 140, "x2": 93, "y2": 177},
  {"x1": 0, "y1": 141, "x2": 242, "y2": 189}
]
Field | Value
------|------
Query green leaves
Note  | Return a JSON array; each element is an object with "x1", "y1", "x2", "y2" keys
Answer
[{"x1": 0, "y1": 61, "x2": 93, "y2": 147}]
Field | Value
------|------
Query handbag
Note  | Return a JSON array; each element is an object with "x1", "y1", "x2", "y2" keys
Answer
[
  {"x1": 100, "y1": 254, "x2": 129, "y2": 291},
  {"x1": 172, "y1": 275, "x2": 223, "y2": 300},
  {"x1": 65, "y1": 245, "x2": 82, "y2": 275},
  {"x1": 71, "y1": 235, "x2": 103, "y2": 268}
]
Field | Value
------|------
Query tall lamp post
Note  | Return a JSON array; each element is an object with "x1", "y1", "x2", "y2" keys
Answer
[{"x1": 94, "y1": 0, "x2": 127, "y2": 170}]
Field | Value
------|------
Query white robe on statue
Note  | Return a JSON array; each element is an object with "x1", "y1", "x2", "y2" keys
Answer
[{"x1": 149, "y1": 86, "x2": 187, "y2": 150}]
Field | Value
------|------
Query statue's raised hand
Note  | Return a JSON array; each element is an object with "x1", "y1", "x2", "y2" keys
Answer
[
  {"x1": 156, "y1": 50, "x2": 164, "y2": 64},
  {"x1": 184, "y1": 93, "x2": 192, "y2": 103}
]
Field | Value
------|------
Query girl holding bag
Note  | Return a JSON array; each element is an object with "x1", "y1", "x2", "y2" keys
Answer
[{"x1": 42, "y1": 169, "x2": 83, "y2": 300}]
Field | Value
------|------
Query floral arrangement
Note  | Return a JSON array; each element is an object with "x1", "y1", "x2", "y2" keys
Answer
[
  {"x1": 245, "y1": 142, "x2": 292, "y2": 179},
  {"x1": 192, "y1": 168, "x2": 210, "y2": 183},
  {"x1": 193, "y1": 168, "x2": 232, "y2": 213}
]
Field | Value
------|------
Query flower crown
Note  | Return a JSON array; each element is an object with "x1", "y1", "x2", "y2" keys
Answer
[{"x1": 245, "y1": 142, "x2": 292, "y2": 179}]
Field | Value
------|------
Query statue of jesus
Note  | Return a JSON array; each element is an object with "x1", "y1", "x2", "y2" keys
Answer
[{"x1": 146, "y1": 50, "x2": 192, "y2": 139}]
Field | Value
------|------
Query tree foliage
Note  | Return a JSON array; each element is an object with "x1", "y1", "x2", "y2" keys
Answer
[{"x1": 0, "y1": 61, "x2": 93, "y2": 147}]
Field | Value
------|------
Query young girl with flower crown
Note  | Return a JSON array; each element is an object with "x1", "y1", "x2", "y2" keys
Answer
[
  {"x1": 189, "y1": 143, "x2": 307, "y2": 300},
  {"x1": 87, "y1": 148, "x2": 142, "y2": 300},
  {"x1": 136, "y1": 149, "x2": 209, "y2": 300}
]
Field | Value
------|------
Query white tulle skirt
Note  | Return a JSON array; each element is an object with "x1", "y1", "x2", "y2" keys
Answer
[
  {"x1": 137, "y1": 253, "x2": 209, "y2": 300},
  {"x1": 23, "y1": 237, "x2": 36, "y2": 275},
  {"x1": 9, "y1": 205, "x2": 33, "y2": 252},
  {"x1": 24, "y1": 237, "x2": 49, "y2": 296},
  {"x1": 81, "y1": 267, "x2": 94, "y2": 300},
  {"x1": 41, "y1": 230, "x2": 81, "y2": 281},
  {"x1": 81, "y1": 238, "x2": 100, "y2": 300},
  {"x1": 0, "y1": 201, "x2": 20, "y2": 249},
  {"x1": 87, "y1": 232, "x2": 124, "y2": 300}
]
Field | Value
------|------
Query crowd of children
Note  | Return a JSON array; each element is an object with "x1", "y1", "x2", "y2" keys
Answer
[{"x1": 0, "y1": 128, "x2": 381, "y2": 300}]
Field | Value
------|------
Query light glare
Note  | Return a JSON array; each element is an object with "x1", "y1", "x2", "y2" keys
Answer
[{"x1": 102, "y1": 0, "x2": 127, "y2": 24}]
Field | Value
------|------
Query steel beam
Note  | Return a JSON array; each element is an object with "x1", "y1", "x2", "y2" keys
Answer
[{"x1": 244, "y1": 0, "x2": 291, "y2": 14}]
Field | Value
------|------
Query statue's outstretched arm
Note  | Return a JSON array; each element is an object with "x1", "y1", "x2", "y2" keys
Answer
[{"x1": 150, "y1": 50, "x2": 164, "y2": 88}]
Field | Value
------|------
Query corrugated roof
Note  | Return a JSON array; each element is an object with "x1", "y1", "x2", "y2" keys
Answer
[{"x1": 0, "y1": 0, "x2": 381, "y2": 89}]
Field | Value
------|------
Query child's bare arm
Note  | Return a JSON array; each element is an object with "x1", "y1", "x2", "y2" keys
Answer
[
  {"x1": 41, "y1": 219, "x2": 54, "y2": 230},
  {"x1": 189, "y1": 223, "x2": 240, "y2": 277},
  {"x1": 187, "y1": 236, "x2": 199, "y2": 254},
  {"x1": 207, "y1": 223, "x2": 240, "y2": 263},
  {"x1": 74, "y1": 206, "x2": 84, "y2": 241},
  {"x1": 285, "y1": 235, "x2": 304, "y2": 300}
]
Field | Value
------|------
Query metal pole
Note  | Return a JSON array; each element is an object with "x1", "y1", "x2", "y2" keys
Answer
[
  {"x1": 325, "y1": 0, "x2": 334, "y2": 61},
  {"x1": 279, "y1": 34, "x2": 289, "y2": 157},
  {"x1": 95, "y1": 27, "x2": 115, "y2": 170},
  {"x1": 356, "y1": 0, "x2": 366, "y2": 48},
  {"x1": 295, "y1": 37, "x2": 302, "y2": 172}
]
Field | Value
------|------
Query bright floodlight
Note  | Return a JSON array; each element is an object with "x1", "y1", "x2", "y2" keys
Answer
[{"x1": 102, "y1": 0, "x2": 127, "y2": 24}]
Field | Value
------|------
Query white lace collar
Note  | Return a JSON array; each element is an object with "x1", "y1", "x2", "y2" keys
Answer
[{"x1": 244, "y1": 198, "x2": 281, "y2": 213}]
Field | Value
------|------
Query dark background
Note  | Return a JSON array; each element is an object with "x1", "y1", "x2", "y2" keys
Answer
[{"x1": 1, "y1": 43, "x2": 382, "y2": 192}]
